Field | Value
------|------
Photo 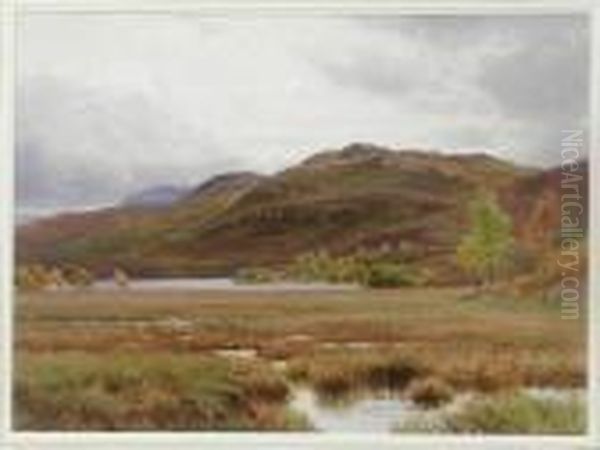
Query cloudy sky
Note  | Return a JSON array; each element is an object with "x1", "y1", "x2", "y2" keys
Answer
[{"x1": 17, "y1": 14, "x2": 589, "y2": 213}]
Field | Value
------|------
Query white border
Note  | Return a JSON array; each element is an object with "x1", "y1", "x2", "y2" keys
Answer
[
  {"x1": 0, "y1": 1, "x2": 597, "y2": 448},
  {"x1": 11, "y1": 0, "x2": 598, "y2": 14},
  {"x1": 0, "y1": 0, "x2": 15, "y2": 445},
  {"x1": 589, "y1": 5, "x2": 599, "y2": 446}
]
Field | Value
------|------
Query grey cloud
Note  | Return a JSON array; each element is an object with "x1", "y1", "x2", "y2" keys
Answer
[
  {"x1": 305, "y1": 16, "x2": 493, "y2": 106},
  {"x1": 328, "y1": 15, "x2": 588, "y2": 110},
  {"x1": 304, "y1": 36, "x2": 423, "y2": 100},
  {"x1": 17, "y1": 15, "x2": 590, "y2": 213},
  {"x1": 476, "y1": 16, "x2": 589, "y2": 162},
  {"x1": 16, "y1": 139, "x2": 119, "y2": 208},
  {"x1": 16, "y1": 77, "x2": 235, "y2": 209},
  {"x1": 312, "y1": 15, "x2": 589, "y2": 164},
  {"x1": 478, "y1": 16, "x2": 589, "y2": 119}
]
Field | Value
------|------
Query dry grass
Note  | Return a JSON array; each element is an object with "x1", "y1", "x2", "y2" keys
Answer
[
  {"x1": 16, "y1": 288, "x2": 583, "y2": 354},
  {"x1": 14, "y1": 287, "x2": 586, "y2": 430},
  {"x1": 287, "y1": 349, "x2": 427, "y2": 396},
  {"x1": 14, "y1": 351, "x2": 310, "y2": 431},
  {"x1": 286, "y1": 344, "x2": 585, "y2": 398}
]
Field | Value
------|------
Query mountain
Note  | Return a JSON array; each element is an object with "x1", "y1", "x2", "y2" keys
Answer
[
  {"x1": 185, "y1": 172, "x2": 264, "y2": 203},
  {"x1": 16, "y1": 143, "x2": 585, "y2": 282},
  {"x1": 122, "y1": 185, "x2": 189, "y2": 208}
]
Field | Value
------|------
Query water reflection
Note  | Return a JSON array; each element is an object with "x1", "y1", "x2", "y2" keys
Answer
[
  {"x1": 288, "y1": 385, "x2": 582, "y2": 433},
  {"x1": 290, "y1": 387, "x2": 417, "y2": 433},
  {"x1": 93, "y1": 278, "x2": 358, "y2": 292}
]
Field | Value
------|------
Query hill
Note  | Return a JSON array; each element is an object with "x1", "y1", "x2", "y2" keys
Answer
[
  {"x1": 16, "y1": 143, "x2": 585, "y2": 282},
  {"x1": 122, "y1": 185, "x2": 189, "y2": 208}
]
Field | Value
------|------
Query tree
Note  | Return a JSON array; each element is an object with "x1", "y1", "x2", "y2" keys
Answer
[
  {"x1": 520, "y1": 190, "x2": 562, "y2": 300},
  {"x1": 457, "y1": 191, "x2": 514, "y2": 289},
  {"x1": 16, "y1": 264, "x2": 51, "y2": 291},
  {"x1": 63, "y1": 264, "x2": 94, "y2": 288}
]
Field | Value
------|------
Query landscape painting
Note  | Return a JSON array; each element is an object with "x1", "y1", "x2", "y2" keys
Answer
[{"x1": 14, "y1": 14, "x2": 588, "y2": 434}]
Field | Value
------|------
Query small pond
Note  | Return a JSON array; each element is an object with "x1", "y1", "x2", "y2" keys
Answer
[
  {"x1": 289, "y1": 387, "x2": 420, "y2": 433},
  {"x1": 288, "y1": 386, "x2": 583, "y2": 433}
]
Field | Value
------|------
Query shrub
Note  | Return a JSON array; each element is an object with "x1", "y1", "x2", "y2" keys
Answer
[
  {"x1": 16, "y1": 265, "x2": 52, "y2": 291},
  {"x1": 287, "y1": 250, "x2": 429, "y2": 288},
  {"x1": 406, "y1": 377, "x2": 453, "y2": 408},
  {"x1": 364, "y1": 263, "x2": 420, "y2": 288},
  {"x1": 289, "y1": 251, "x2": 337, "y2": 282},
  {"x1": 63, "y1": 265, "x2": 94, "y2": 287}
]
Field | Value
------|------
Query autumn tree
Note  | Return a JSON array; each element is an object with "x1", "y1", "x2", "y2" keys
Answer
[
  {"x1": 63, "y1": 265, "x2": 94, "y2": 288},
  {"x1": 457, "y1": 191, "x2": 514, "y2": 289},
  {"x1": 520, "y1": 190, "x2": 562, "y2": 299},
  {"x1": 16, "y1": 265, "x2": 51, "y2": 291}
]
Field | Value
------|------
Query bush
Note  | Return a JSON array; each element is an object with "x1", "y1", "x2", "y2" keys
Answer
[
  {"x1": 289, "y1": 251, "x2": 368, "y2": 284},
  {"x1": 16, "y1": 265, "x2": 52, "y2": 291},
  {"x1": 406, "y1": 377, "x2": 453, "y2": 408},
  {"x1": 63, "y1": 265, "x2": 94, "y2": 287},
  {"x1": 16, "y1": 264, "x2": 95, "y2": 290},
  {"x1": 288, "y1": 250, "x2": 427, "y2": 288},
  {"x1": 364, "y1": 263, "x2": 421, "y2": 288}
]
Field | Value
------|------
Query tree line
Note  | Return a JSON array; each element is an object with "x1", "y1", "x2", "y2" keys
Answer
[{"x1": 16, "y1": 265, "x2": 130, "y2": 291}]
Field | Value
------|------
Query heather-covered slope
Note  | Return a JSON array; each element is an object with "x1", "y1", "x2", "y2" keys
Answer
[{"x1": 17, "y1": 143, "x2": 582, "y2": 281}]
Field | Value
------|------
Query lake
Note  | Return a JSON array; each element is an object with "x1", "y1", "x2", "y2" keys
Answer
[{"x1": 92, "y1": 277, "x2": 359, "y2": 292}]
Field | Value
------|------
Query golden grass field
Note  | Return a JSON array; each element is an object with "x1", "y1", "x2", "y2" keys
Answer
[{"x1": 14, "y1": 287, "x2": 587, "y2": 432}]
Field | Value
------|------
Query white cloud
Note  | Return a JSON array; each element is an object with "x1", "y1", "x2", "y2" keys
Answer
[{"x1": 17, "y1": 14, "x2": 589, "y2": 209}]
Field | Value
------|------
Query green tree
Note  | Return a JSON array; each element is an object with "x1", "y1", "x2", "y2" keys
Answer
[{"x1": 457, "y1": 191, "x2": 514, "y2": 289}]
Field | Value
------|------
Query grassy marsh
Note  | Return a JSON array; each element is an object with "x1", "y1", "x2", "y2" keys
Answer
[{"x1": 14, "y1": 287, "x2": 586, "y2": 432}]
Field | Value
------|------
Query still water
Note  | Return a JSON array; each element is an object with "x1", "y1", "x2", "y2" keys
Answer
[
  {"x1": 93, "y1": 278, "x2": 358, "y2": 292},
  {"x1": 288, "y1": 386, "x2": 582, "y2": 433},
  {"x1": 289, "y1": 388, "x2": 418, "y2": 433}
]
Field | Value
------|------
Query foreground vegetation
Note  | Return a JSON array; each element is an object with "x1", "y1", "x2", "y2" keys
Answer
[
  {"x1": 286, "y1": 344, "x2": 583, "y2": 401},
  {"x1": 396, "y1": 391, "x2": 586, "y2": 434},
  {"x1": 15, "y1": 352, "x2": 310, "y2": 431},
  {"x1": 14, "y1": 287, "x2": 586, "y2": 432},
  {"x1": 444, "y1": 392, "x2": 585, "y2": 434}
]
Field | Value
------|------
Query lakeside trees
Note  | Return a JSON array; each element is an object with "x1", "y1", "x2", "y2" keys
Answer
[
  {"x1": 17, "y1": 191, "x2": 566, "y2": 297},
  {"x1": 456, "y1": 192, "x2": 514, "y2": 290},
  {"x1": 16, "y1": 264, "x2": 95, "y2": 291}
]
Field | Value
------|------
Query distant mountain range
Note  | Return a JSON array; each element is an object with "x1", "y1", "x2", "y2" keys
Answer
[
  {"x1": 16, "y1": 143, "x2": 587, "y2": 282},
  {"x1": 122, "y1": 185, "x2": 190, "y2": 208}
]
